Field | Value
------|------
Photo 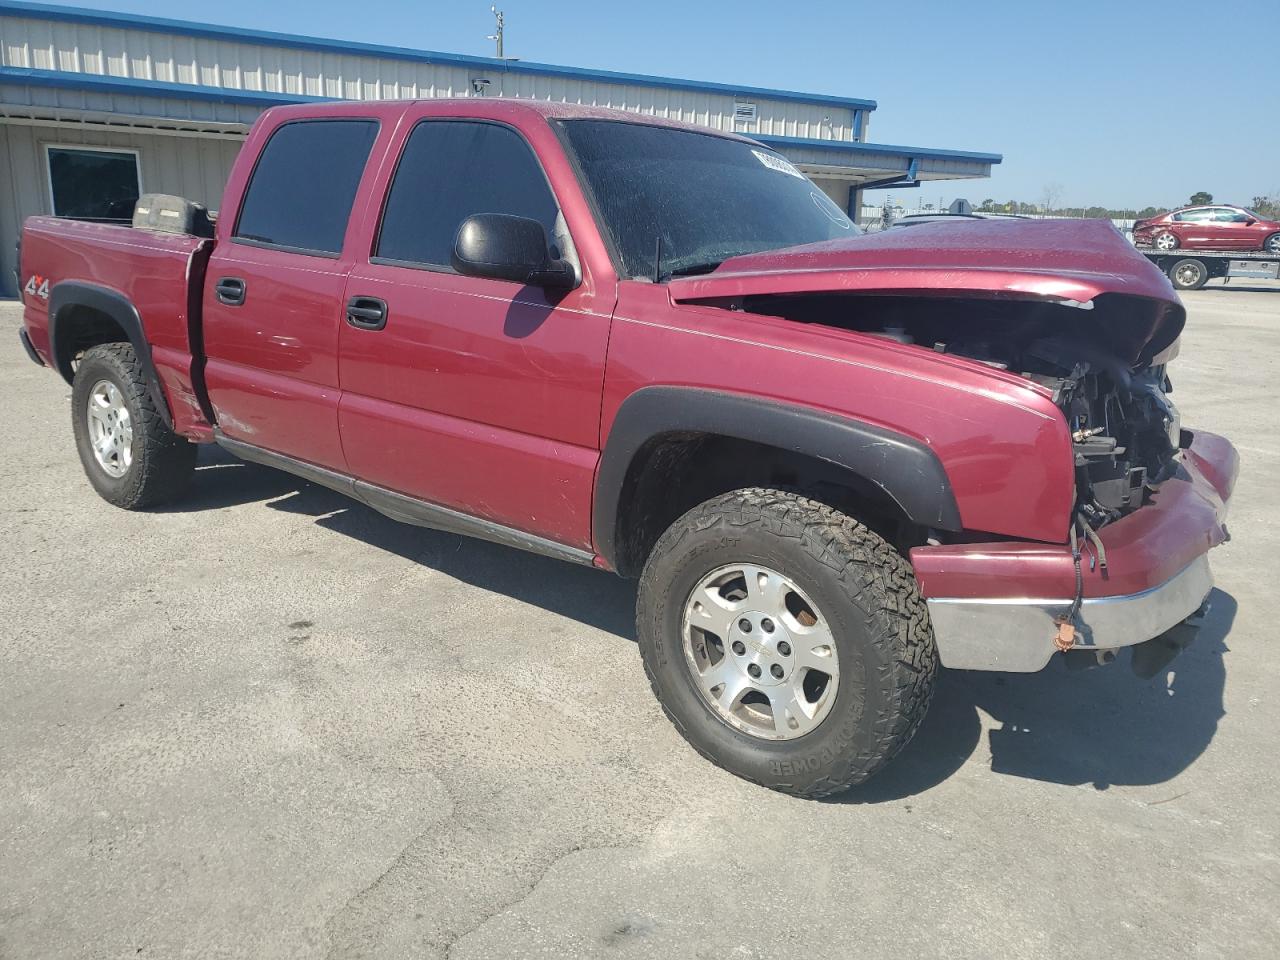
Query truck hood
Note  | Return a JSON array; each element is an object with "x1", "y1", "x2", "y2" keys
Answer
[{"x1": 668, "y1": 219, "x2": 1185, "y2": 364}]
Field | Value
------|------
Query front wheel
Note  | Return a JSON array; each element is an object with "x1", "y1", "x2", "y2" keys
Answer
[
  {"x1": 1154, "y1": 231, "x2": 1180, "y2": 251},
  {"x1": 1169, "y1": 258, "x2": 1209, "y2": 291},
  {"x1": 71, "y1": 343, "x2": 197, "y2": 509},
  {"x1": 1264, "y1": 233, "x2": 1280, "y2": 255},
  {"x1": 636, "y1": 489, "x2": 938, "y2": 798}
]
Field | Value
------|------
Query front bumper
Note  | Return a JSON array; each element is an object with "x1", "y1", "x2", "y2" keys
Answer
[{"x1": 911, "y1": 430, "x2": 1237, "y2": 673}]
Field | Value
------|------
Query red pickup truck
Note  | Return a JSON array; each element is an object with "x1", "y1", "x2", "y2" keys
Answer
[{"x1": 17, "y1": 99, "x2": 1236, "y2": 797}]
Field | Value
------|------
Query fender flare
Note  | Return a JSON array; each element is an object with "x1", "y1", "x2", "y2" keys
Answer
[
  {"x1": 48, "y1": 281, "x2": 173, "y2": 427},
  {"x1": 592, "y1": 387, "x2": 963, "y2": 570}
]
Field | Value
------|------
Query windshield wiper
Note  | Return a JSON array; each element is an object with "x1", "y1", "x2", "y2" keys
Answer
[{"x1": 665, "y1": 259, "x2": 725, "y2": 279}]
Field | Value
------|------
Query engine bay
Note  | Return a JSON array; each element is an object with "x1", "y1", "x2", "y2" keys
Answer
[{"x1": 740, "y1": 292, "x2": 1186, "y2": 529}]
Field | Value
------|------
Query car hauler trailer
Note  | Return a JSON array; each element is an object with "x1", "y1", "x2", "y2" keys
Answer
[{"x1": 1141, "y1": 248, "x2": 1280, "y2": 291}]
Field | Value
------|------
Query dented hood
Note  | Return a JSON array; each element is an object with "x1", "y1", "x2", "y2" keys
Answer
[{"x1": 669, "y1": 219, "x2": 1186, "y2": 363}]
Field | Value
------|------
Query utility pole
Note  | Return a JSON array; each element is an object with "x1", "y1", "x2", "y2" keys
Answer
[{"x1": 487, "y1": 6, "x2": 505, "y2": 59}]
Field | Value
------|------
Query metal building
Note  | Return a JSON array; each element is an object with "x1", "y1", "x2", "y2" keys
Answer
[{"x1": 0, "y1": 0, "x2": 1001, "y2": 295}]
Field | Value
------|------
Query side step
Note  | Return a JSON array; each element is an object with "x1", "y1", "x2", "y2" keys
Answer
[{"x1": 214, "y1": 431, "x2": 596, "y2": 567}]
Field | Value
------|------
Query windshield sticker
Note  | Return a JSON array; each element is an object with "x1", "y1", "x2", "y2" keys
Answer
[{"x1": 751, "y1": 149, "x2": 805, "y2": 180}]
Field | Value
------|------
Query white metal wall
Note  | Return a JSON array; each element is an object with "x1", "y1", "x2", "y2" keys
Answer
[
  {"x1": 0, "y1": 13, "x2": 859, "y2": 140},
  {"x1": 0, "y1": 121, "x2": 242, "y2": 293}
]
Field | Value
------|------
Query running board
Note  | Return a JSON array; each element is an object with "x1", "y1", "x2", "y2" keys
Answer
[{"x1": 214, "y1": 432, "x2": 596, "y2": 567}]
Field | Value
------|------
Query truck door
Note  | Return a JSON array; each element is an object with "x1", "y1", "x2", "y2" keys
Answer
[
  {"x1": 337, "y1": 118, "x2": 612, "y2": 549},
  {"x1": 202, "y1": 118, "x2": 381, "y2": 471}
]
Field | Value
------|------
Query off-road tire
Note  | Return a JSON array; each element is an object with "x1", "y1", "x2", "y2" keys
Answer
[
  {"x1": 636, "y1": 488, "x2": 938, "y2": 798},
  {"x1": 71, "y1": 343, "x2": 196, "y2": 509}
]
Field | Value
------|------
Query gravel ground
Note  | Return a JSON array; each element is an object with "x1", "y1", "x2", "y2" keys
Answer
[{"x1": 1, "y1": 284, "x2": 1277, "y2": 959}]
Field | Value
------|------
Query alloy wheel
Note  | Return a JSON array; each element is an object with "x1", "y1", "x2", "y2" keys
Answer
[
  {"x1": 681, "y1": 563, "x2": 839, "y2": 741},
  {"x1": 86, "y1": 379, "x2": 134, "y2": 478}
]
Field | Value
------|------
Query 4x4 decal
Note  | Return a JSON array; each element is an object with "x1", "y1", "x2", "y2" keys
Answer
[{"x1": 24, "y1": 274, "x2": 50, "y2": 301}]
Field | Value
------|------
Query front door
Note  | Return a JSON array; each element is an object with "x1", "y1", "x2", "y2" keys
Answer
[
  {"x1": 202, "y1": 117, "x2": 381, "y2": 471},
  {"x1": 338, "y1": 118, "x2": 612, "y2": 548}
]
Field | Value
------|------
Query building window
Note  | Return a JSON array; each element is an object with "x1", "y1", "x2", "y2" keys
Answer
[{"x1": 46, "y1": 146, "x2": 141, "y2": 222}]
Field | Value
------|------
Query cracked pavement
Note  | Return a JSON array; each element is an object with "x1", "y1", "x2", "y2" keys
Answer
[{"x1": 2, "y1": 287, "x2": 1278, "y2": 959}]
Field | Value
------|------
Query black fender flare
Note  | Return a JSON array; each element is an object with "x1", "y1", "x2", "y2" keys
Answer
[
  {"x1": 48, "y1": 281, "x2": 173, "y2": 427},
  {"x1": 592, "y1": 387, "x2": 962, "y2": 570}
]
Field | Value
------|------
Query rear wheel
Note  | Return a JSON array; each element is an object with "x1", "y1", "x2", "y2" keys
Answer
[
  {"x1": 636, "y1": 488, "x2": 937, "y2": 798},
  {"x1": 71, "y1": 343, "x2": 196, "y2": 509},
  {"x1": 1264, "y1": 233, "x2": 1280, "y2": 255},
  {"x1": 1154, "y1": 231, "x2": 1180, "y2": 251},
  {"x1": 1169, "y1": 258, "x2": 1208, "y2": 291}
]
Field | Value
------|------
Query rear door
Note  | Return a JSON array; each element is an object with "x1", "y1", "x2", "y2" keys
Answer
[
  {"x1": 1172, "y1": 208, "x2": 1214, "y2": 248},
  {"x1": 337, "y1": 117, "x2": 612, "y2": 548},
  {"x1": 201, "y1": 117, "x2": 382, "y2": 471}
]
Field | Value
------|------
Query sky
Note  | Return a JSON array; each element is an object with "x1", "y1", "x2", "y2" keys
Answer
[{"x1": 33, "y1": 0, "x2": 1279, "y2": 211}]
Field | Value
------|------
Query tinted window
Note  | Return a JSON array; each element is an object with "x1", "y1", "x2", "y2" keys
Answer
[
  {"x1": 557, "y1": 119, "x2": 856, "y2": 280},
  {"x1": 1174, "y1": 209, "x2": 1211, "y2": 223},
  {"x1": 1213, "y1": 209, "x2": 1248, "y2": 222},
  {"x1": 376, "y1": 121, "x2": 559, "y2": 268},
  {"x1": 235, "y1": 120, "x2": 378, "y2": 256},
  {"x1": 47, "y1": 147, "x2": 140, "y2": 221}
]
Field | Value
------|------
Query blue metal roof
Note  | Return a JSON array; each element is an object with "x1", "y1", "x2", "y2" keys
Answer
[
  {"x1": 0, "y1": 66, "x2": 1001, "y2": 167},
  {"x1": 752, "y1": 134, "x2": 1002, "y2": 165},
  {"x1": 0, "y1": 65, "x2": 325, "y2": 106},
  {"x1": 0, "y1": 0, "x2": 878, "y2": 112}
]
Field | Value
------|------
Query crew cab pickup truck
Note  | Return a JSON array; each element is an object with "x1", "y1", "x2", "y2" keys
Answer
[{"x1": 17, "y1": 99, "x2": 1237, "y2": 797}]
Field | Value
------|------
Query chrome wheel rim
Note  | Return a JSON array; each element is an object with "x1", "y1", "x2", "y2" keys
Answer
[
  {"x1": 86, "y1": 379, "x2": 133, "y2": 478},
  {"x1": 1266, "y1": 236, "x2": 1280, "y2": 254},
  {"x1": 1174, "y1": 264, "x2": 1202, "y2": 287},
  {"x1": 1155, "y1": 233, "x2": 1176, "y2": 250},
  {"x1": 681, "y1": 563, "x2": 839, "y2": 741}
]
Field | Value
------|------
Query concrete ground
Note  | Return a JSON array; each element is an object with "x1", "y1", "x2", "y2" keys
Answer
[{"x1": 1, "y1": 283, "x2": 1277, "y2": 960}]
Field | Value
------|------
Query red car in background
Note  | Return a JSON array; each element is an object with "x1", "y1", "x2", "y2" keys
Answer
[{"x1": 1134, "y1": 204, "x2": 1280, "y2": 253}]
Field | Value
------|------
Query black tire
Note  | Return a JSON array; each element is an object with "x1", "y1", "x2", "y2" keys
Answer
[
  {"x1": 71, "y1": 343, "x2": 196, "y2": 509},
  {"x1": 1264, "y1": 233, "x2": 1280, "y2": 255},
  {"x1": 636, "y1": 488, "x2": 937, "y2": 798},
  {"x1": 1169, "y1": 258, "x2": 1208, "y2": 291}
]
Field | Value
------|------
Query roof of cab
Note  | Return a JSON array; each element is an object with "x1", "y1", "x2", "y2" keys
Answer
[{"x1": 258, "y1": 97, "x2": 759, "y2": 143}]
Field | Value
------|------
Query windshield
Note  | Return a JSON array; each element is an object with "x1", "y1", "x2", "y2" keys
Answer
[{"x1": 557, "y1": 119, "x2": 859, "y2": 280}]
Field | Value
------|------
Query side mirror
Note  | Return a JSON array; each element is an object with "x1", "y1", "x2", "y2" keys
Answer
[{"x1": 452, "y1": 213, "x2": 576, "y2": 289}]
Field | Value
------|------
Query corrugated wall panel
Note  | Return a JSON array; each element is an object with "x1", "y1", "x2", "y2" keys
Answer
[
  {"x1": 0, "y1": 14, "x2": 857, "y2": 139},
  {"x1": 0, "y1": 120, "x2": 243, "y2": 294}
]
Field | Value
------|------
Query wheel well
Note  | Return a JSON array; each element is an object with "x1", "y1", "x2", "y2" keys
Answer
[
  {"x1": 612, "y1": 432, "x2": 926, "y2": 576},
  {"x1": 52, "y1": 305, "x2": 129, "y2": 381}
]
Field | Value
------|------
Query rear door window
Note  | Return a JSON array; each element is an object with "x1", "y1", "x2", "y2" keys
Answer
[
  {"x1": 375, "y1": 120, "x2": 559, "y2": 269},
  {"x1": 235, "y1": 119, "x2": 379, "y2": 257}
]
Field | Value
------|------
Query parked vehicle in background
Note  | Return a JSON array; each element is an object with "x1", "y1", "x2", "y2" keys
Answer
[
  {"x1": 15, "y1": 99, "x2": 1237, "y2": 798},
  {"x1": 889, "y1": 211, "x2": 1030, "y2": 229},
  {"x1": 1133, "y1": 205, "x2": 1280, "y2": 253}
]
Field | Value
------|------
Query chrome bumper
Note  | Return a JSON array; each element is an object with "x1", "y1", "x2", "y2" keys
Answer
[{"x1": 926, "y1": 554, "x2": 1213, "y2": 673}]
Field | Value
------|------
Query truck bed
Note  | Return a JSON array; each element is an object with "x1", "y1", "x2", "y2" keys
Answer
[{"x1": 20, "y1": 217, "x2": 215, "y2": 439}]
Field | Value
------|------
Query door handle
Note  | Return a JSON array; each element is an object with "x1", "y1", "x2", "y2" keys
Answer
[
  {"x1": 215, "y1": 277, "x2": 246, "y2": 306},
  {"x1": 346, "y1": 296, "x2": 388, "y2": 331}
]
